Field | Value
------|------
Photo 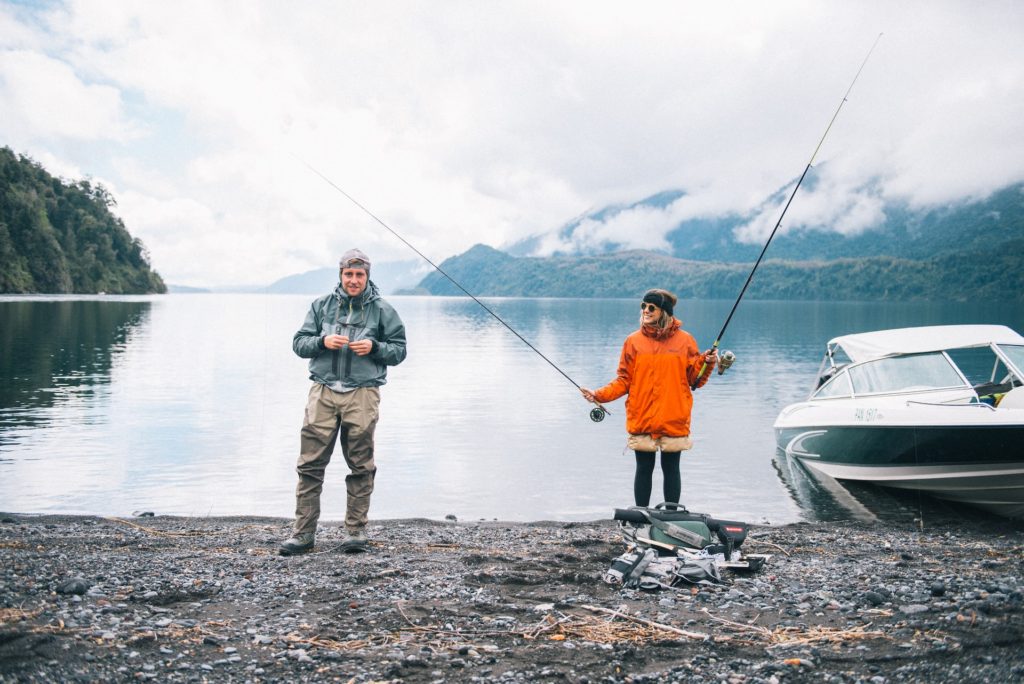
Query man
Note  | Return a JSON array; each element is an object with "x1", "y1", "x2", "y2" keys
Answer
[{"x1": 280, "y1": 248, "x2": 407, "y2": 555}]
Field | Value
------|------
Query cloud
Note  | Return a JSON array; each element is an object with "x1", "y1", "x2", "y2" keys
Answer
[
  {"x1": 0, "y1": 49, "x2": 134, "y2": 143},
  {"x1": 537, "y1": 206, "x2": 676, "y2": 256},
  {"x1": 1, "y1": 1, "x2": 1023, "y2": 286}
]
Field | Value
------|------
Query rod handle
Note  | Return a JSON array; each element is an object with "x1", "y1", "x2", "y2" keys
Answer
[{"x1": 690, "y1": 341, "x2": 719, "y2": 390}]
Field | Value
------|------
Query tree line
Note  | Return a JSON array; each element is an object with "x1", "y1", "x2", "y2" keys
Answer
[{"x1": 0, "y1": 147, "x2": 166, "y2": 294}]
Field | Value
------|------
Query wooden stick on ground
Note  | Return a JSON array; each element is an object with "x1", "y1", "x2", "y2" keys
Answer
[
  {"x1": 700, "y1": 608, "x2": 773, "y2": 637},
  {"x1": 581, "y1": 605, "x2": 708, "y2": 640},
  {"x1": 746, "y1": 537, "x2": 790, "y2": 556}
]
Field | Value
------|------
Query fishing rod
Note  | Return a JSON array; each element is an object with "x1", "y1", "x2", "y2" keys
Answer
[
  {"x1": 692, "y1": 33, "x2": 883, "y2": 387},
  {"x1": 295, "y1": 156, "x2": 612, "y2": 422}
]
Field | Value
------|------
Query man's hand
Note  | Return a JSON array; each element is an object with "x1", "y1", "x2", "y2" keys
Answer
[
  {"x1": 348, "y1": 339, "x2": 374, "y2": 356},
  {"x1": 324, "y1": 334, "x2": 348, "y2": 350},
  {"x1": 324, "y1": 335, "x2": 373, "y2": 356}
]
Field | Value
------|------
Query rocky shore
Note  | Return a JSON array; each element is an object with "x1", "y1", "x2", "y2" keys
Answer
[{"x1": 1, "y1": 511, "x2": 1022, "y2": 683}]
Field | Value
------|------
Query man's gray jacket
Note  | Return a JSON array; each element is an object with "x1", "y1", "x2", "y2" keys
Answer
[{"x1": 293, "y1": 280, "x2": 407, "y2": 390}]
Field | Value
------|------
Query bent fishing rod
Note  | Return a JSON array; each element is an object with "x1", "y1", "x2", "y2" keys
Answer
[
  {"x1": 295, "y1": 156, "x2": 612, "y2": 422},
  {"x1": 692, "y1": 33, "x2": 883, "y2": 387}
]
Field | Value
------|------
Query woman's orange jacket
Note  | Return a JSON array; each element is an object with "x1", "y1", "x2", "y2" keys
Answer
[{"x1": 593, "y1": 323, "x2": 712, "y2": 439}]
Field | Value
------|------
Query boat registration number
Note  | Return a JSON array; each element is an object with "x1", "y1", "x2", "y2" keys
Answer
[{"x1": 854, "y1": 408, "x2": 884, "y2": 422}]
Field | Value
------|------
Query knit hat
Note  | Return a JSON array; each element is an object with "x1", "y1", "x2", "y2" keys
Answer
[
  {"x1": 339, "y1": 248, "x2": 371, "y2": 273},
  {"x1": 642, "y1": 289, "x2": 674, "y2": 317}
]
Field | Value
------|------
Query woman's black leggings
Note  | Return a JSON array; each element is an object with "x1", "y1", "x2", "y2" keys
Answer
[{"x1": 634, "y1": 451, "x2": 681, "y2": 507}]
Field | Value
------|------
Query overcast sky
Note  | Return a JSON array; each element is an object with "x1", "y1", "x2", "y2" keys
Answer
[{"x1": 2, "y1": 1, "x2": 1023, "y2": 287}]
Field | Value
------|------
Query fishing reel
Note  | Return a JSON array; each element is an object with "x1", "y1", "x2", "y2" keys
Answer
[
  {"x1": 590, "y1": 406, "x2": 608, "y2": 422},
  {"x1": 717, "y1": 350, "x2": 736, "y2": 375}
]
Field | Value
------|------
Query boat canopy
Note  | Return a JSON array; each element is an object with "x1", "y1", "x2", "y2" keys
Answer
[{"x1": 829, "y1": 325, "x2": 1024, "y2": 364}]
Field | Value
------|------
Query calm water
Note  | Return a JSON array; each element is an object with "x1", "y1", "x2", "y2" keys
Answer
[{"x1": 1, "y1": 294, "x2": 1022, "y2": 524}]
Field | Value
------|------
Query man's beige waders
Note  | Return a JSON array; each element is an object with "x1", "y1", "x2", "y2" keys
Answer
[{"x1": 294, "y1": 383, "x2": 380, "y2": 534}]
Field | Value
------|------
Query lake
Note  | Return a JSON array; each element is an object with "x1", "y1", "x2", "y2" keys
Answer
[{"x1": 1, "y1": 294, "x2": 1022, "y2": 525}]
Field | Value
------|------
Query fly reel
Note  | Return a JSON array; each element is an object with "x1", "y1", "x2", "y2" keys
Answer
[{"x1": 717, "y1": 350, "x2": 736, "y2": 375}]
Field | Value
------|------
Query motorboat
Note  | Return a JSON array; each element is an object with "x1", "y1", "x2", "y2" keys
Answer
[{"x1": 774, "y1": 324, "x2": 1024, "y2": 518}]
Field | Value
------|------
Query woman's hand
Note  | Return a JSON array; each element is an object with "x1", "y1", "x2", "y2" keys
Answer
[{"x1": 580, "y1": 387, "x2": 597, "y2": 403}]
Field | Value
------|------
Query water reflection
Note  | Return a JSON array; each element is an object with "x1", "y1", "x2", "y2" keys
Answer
[
  {"x1": 0, "y1": 299, "x2": 150, "y2": 441},
  {"x1": 772, "y1": 445, "x2": 1015, "y2": 525},
  {"x1": 0, "y1": 295, "x2": 1020, "y2": 523}
]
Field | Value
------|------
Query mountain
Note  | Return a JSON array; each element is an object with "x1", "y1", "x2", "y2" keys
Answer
[
  {"x1": 163, "y1": 260, "x2": 425, "y2": 294},
  {"x1": 507, "y1": 189, "x2": 687, "y2": 257},
  {"x1": 509, "y1": 174, "x2": 1024, "y2": 264},
  {"x1": 167, "y1": 284, "x2": 212, "y2": 293},
  {"x1": 0, "y1": 147, "x2": 165, "y2": 294},
  {"x1": 264, "y1": 259, "x2": 426, "y2": 295},
  {"x1": 410, "y1": 239, "x2": 1024, "y2": 302},
  {"x1": 414, "y1": 178, "x2": 1024, "y2": 301}
]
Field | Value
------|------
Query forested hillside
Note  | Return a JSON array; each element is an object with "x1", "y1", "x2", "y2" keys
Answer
[
  {"x1": 411, "y1": 242, "x2": 1024, "y2": 301},
  {"x1": 0, "y1": 147, "x2": 165, "y2": 294},
  {"x1": 413, "y1": 178, "x2": 1024, "y2": 302},
  {"x1": 509, "y1": 175, "x2": 1024, "y2": 264}
]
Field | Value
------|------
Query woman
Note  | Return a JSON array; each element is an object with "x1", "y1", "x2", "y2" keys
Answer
[{"x1": 581, "y1": 289, "x2": 717, "y2": 508}]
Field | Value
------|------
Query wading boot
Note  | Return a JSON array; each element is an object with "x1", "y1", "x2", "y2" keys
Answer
[
  {"x1": 340, "y1": 529, "x2": 368, "y2": 553},
  {"x1": 279, "y1": 532, "x2": 315, "y2": 556}
]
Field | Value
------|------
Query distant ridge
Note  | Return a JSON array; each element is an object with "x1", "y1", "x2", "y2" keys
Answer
[
  {"x1": 412, "y1": 179, "x2": 1024, "y2": 302},
  {"x1": 167, "y1": 284, "x2": 211, "y2": 294},
  {"x1": 508, "y1": 177, "x2": 1024, "y2": 264},
  {"x1": 265, "y1": 260, "x2": 425, "y2": 295},
  {"x1": 411, "y1": 241, "x2": 1024, "y2": 302},
  {"x1": 265, "y1": 267, "x2": 338, "y2": 294}
]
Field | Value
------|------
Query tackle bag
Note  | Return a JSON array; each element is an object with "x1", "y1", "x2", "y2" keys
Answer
[{"x1": 614, "y1": 503, "x2": 750, "y2": 560}]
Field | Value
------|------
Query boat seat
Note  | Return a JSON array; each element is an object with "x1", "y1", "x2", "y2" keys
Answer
[
  {"x1": 974, "y1": 380, "x2": 1014, "y2": 396},
  {"x1": 998, "y1": 387, "x2": 1024, "y2": 409}
]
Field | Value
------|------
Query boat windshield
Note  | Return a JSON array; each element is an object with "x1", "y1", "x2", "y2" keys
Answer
[
  {"x1": 847, "y1": 352, "x2": 966, "y2": 395},
  {"x1": 812, "y1": 370, "x2": 853, "y2": 399},
  {"x1": 947, "y1": 344, "x2": 1022, "y2": 396},
  {"x1": 997, "y1": 344, "x2": 1024, "y2": 380}
]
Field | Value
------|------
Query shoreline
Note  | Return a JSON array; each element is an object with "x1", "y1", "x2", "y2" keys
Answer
[{"x1": 1, "y1": 512, "x2": 1022, "y2": 683}]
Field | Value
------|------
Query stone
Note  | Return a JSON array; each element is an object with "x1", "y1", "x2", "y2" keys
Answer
[
  {"x1": 57, "y1": 578, "x2": 91, "y2": 595},
  {"x1": 900, "y1": 604, "x2": 930, "y2": 615}
]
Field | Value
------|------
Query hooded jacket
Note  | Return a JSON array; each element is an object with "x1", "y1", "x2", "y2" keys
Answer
[
  {"x1": 293, "y1": 280, "x2": 407, "y2": 390},
  {"x1": 593, "y1": 321, "x2": 712, "y2": 439}
]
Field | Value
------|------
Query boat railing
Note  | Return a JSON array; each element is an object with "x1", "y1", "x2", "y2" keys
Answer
[{"x1": 904, "y1": 399, "x2": 996, "y2": 411}]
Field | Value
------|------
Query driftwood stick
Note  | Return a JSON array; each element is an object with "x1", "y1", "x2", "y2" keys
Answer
[
  {"x1": 701, "y1": 608, "x2": 772, "y2": 636},
  {"x1": 746, "y1": 537, "x2": 789, "y2": 556},
  {"x1": 103, "y1": 517, "x2": 208, "y2": 537},
  {"x1": 581, "y1": 604, "x2": 707, "y2": 640}
]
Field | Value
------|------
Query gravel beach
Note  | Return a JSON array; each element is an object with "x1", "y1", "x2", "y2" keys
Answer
[{"x1": 1, "y1": 510, "x2": 1022, "y2": 683}]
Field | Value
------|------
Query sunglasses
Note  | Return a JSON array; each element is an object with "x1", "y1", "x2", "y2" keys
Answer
[{"x1": 640, "y1": 302, "x2": 660, "y2": 313}]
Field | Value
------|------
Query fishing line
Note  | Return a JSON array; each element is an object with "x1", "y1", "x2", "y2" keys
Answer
[
  {"x1": 693, "y1": 33, "x2": 884, "y2": 387},
  {"x1": 294, "y1": 156, "x2": 610, "y2": 421}
]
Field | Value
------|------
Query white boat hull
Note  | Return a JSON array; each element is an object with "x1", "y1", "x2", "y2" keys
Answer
[
  {"x1": 793, "y1": 458, "x2": 1024, "y2": 518},
  {"x1": 775, "y1": 400, "x2": 1024, "y2": 518}
]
